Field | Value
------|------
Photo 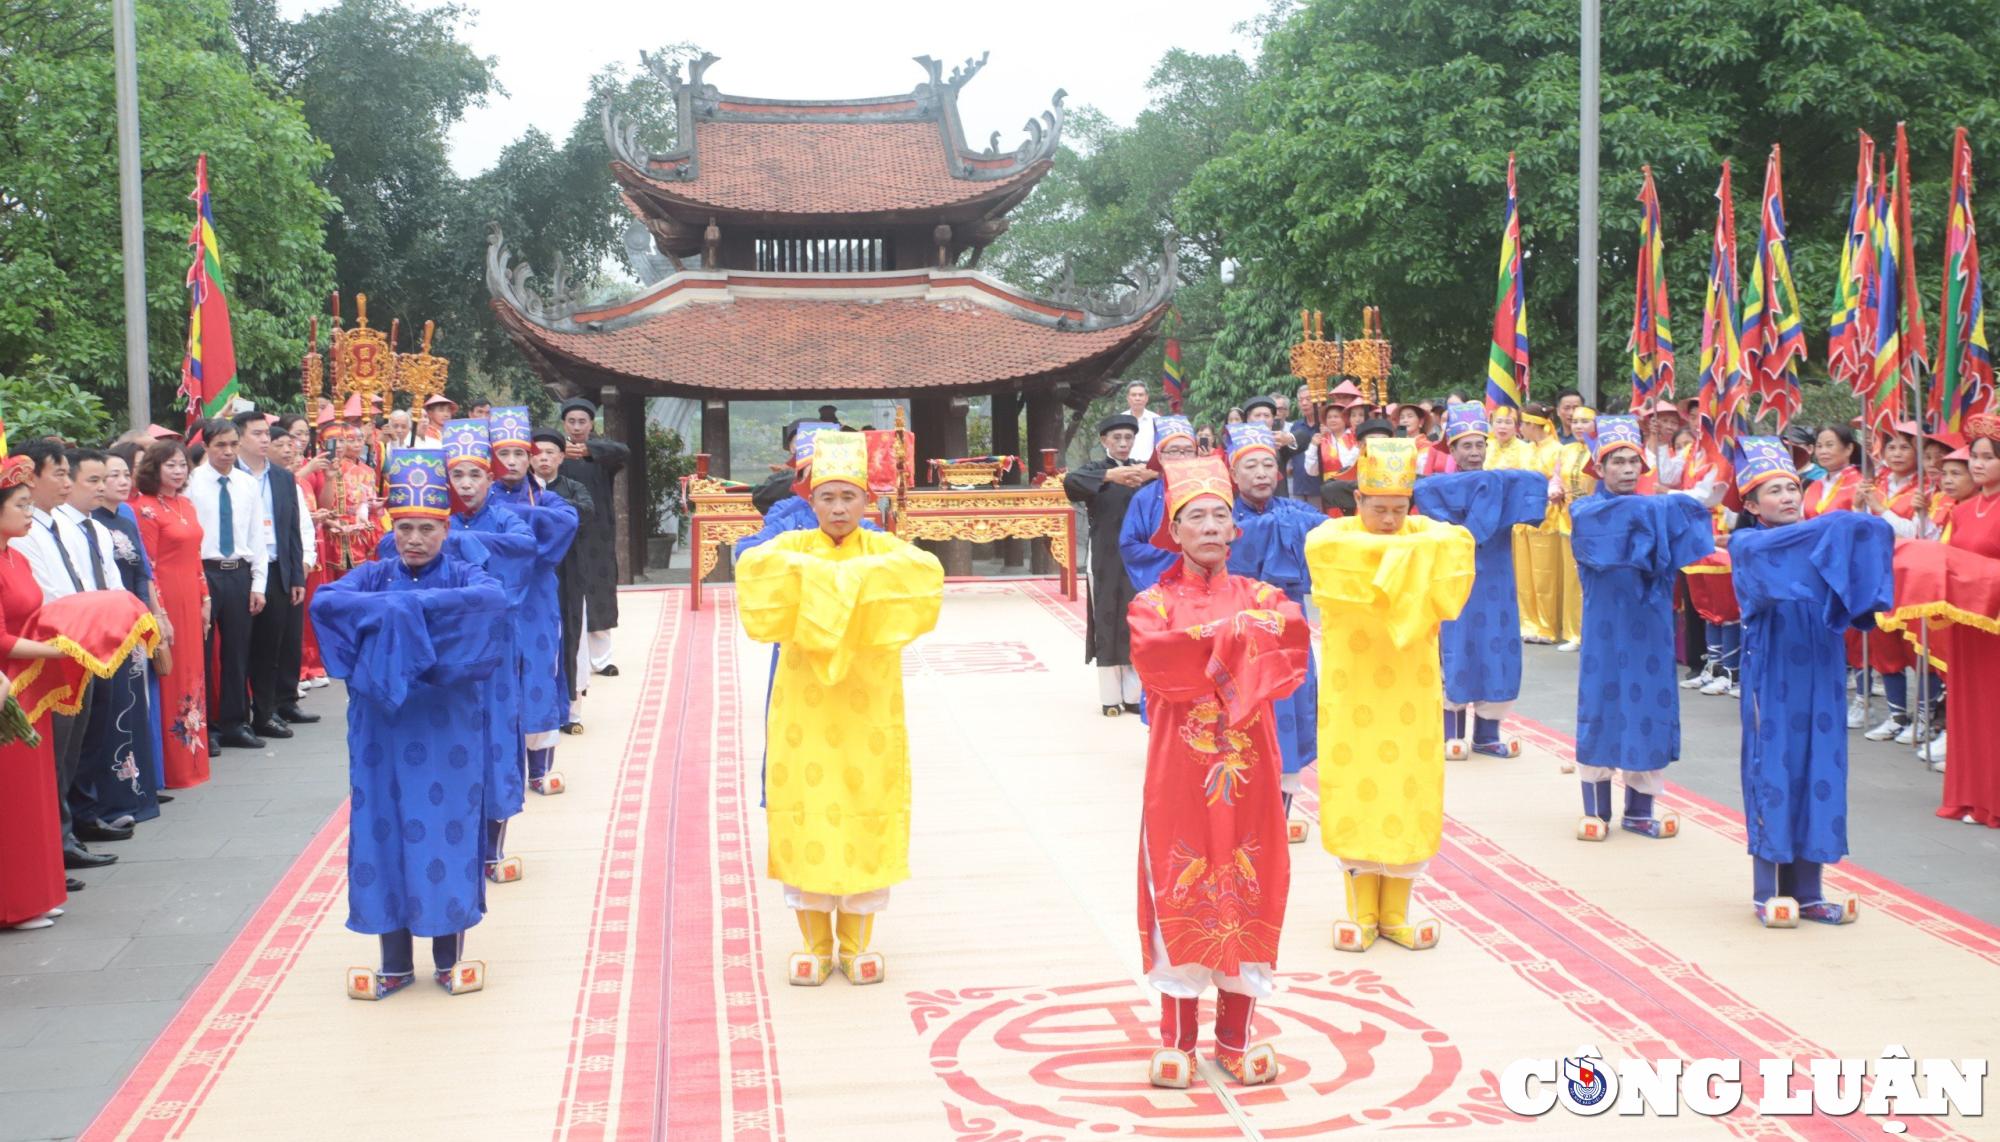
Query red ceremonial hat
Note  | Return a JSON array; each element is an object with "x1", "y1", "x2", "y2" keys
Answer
[
  {"x1": 342, "y1": 393, "x2": 364, "y2": 419},
  {"x1": 1151, "y1": 454, "x2": 1236, "y2": 551}
]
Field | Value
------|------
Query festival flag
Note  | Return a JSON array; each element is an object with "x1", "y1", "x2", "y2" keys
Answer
[
  {"x1": 180, "y1": 154, "x2": 239, "y2": 422},
  {"x1": 1627, "y1": 165, "x2": 1676, "y2": 412},
  {"x1": 1894, "y1": 123, "x2": 1930, "y2": 377},
  {"x1": 1694, "y1": 162, "x2": 1746, "y2": 467},
  {"x1": 1935, "y1": 127, "x2": 1994, "y2": 429},
  {"x1": 1739, "y1": 145, "x2": 1805, "y2": 429},
  {"x1": 1484, "y1": 152, "x2": 1530, "y2": 413},
  {"x1": 1161, "y1": 337, "x2": 1185, "y2": 413},
  {"x1": 1828, "y1": 131, "x2": 1877, "y2": 392},
  {"x1": 1863, "y1": 150, "x2": 1907, "y2": 433}
]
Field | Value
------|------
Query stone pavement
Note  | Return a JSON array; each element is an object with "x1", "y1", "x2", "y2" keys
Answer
[{"x1": 0, "y1": 687, "x2": 349, "y2": 1142}]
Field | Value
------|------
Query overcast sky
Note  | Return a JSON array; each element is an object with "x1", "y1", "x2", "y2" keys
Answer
[{"x1": 278, "y1": 0, "x2": 1274, "y2": 177}]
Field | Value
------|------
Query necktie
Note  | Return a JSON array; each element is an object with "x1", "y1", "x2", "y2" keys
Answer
[
  {"x1": 78, "y1": 518, "x2": 109, "y2": 590},
  {"x1": 218, "y1": 473, "x2": 236, "y2": 558},
  {"x1": 43, "y1": 520, "x2": 84, "y2": 593}
]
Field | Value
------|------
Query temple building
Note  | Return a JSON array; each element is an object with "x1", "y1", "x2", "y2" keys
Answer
[{"x1": 485, "y1": 52, "x2": 1175, "y2": 579}]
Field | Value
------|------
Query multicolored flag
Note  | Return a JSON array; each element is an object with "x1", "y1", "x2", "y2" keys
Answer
[
  {"x1": 1739, "y1": 145, "x2": 1805, "y2": 429},
  {"x1": 1935, "y1": 126, "x2": 1994, "y2": 430},
  {"x1": 1627, "y1": 165, "x2": 1675, "y2": 412},
  {"x1": 1831, "y1": 135, "x2": 1879, "y2": 403},
  {"x1": 1694, "y1": 162, "x2": 1746, "y2": 468},
  {"x1": 1484, "y1": 152, "x2": 1530, "y2": 413},
  {"x1": 1894, "y1": 123, "x2": 1930, "y2": 377},
  {"x1": 1161, "y1": 337, "x2": 1185, "y2": 413},
  {"x1": 180, "y1": 154, "x2": 239, "y2": 423},
  {"x1": 1863, "y1": 150, "x2": 1907, "y2": 433}
]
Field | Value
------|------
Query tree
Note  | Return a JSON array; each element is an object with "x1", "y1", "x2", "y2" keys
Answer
[
  {"x1": 0, "y1": 0, "x2": 335, "y2": 421},
  {"x1": 1181, "y1": 0, "x2": 2000, "y2": 407}
]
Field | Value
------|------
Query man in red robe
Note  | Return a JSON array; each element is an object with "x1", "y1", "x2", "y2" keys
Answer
[{"x1": 1129, "y1": 453, "x2": 1311, "y2": 1091}]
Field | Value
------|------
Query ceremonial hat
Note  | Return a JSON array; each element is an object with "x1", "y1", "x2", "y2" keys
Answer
[
  {"x1": 1891, "y1": 419, "x2": 1965, "y2": 452},
  {"x1": 314, "y1": 401, "x2": 336, "y2": 427},
  {"x1": 806, "y1": 430, "x2": 870, "y2": 494},
  {"x1": 1096, "y1": 413, "x2": 1140, "y2": 437},
  {"x1": 1490, "y1": 403, "x2": 1519, "y2": 425},
  {"x1": 1733, "y1": 436, "x2": 1798, "y2": 498},
  {"x1": 1356, "y1": 437, "x2": 1418, "y2": 497},
  {"x1": 1356, "y1": 417, "x2": 1394, "y2": 442},
  {"x1": 487, "y1": 406, "x2": 533, "y2": 450},
  {"x1": 559, "y1": 397, "x2": 597, "y2": 420},
  {"x1": 1520, "y1": 405, "x2": 1555, "y2": 433},
  {"x1": 1223, "y1": 423, "x2": 1278, "y2": 464},
  {"x1": 441, "y1": 418, "x2": 490, "y2": 467},
  {"x1": 342, "y1": 393, "x2": 364, "y2": 419},
  {"x1": 1151, "y1": 454, "x2": 1237, "y2": 551},
  {"x1": 385, "y1": 449, "x2": 450, "y2": 521},
  {"x1": 0, "y1": 455, "x2": 32, "y2": 491},
  {"x1": 1642, "y1": 399, "x2": 1681, "y2": 418},
  {"x1": 1242, "y1": 395, "x2": 1280, "y2": 419},
  {"x1": 1326, "y1": 381, "x2": 1364, "y2": 407},
  {"x1": 145, "y1": 424, "x2": 184, "y2": 441},
  {"x1": 531, "y1": 426, "x2": 565, "y2": 448},
  {"x1": 423, "y1": 393, "x2": 457, "y2": 411},
  {"x1": 1590, "y1": 413, "x2": 1645, "y2": 469},
  {"x1": 1943, "y1": 446, "x2": 1972, "y2": 465},
  {"x1": 789, "y1": 421, "x2": 840, "y2": 467},
  {"x1": 1443, "y1": 403, "x2": 1491, "y2": 443},
  {"x1": 1153, "y1": 415, "x2": 1196, "y2": 448}
]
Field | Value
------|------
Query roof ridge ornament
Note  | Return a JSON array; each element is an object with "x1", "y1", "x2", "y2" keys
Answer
[
  {"x1": 1050, "y1": 235, "x2": 1179, "y2": 328},
  {"x1": 486, "y1": 224, "x2": 584, "y2": 331}
]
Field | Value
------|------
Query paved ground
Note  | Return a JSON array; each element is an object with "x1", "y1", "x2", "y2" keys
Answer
[
  {"x1": 0, "y1": 688, "x2": 350, "y2": 1142},
  {"x1": 3, "y1": 599, "x2": 1999, "y2": 1140}
]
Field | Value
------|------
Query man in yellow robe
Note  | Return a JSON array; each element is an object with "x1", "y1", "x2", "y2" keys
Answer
[
  {"x1": 1513, "y1": 403, "x2": 1563, "y2": 644},
  {"x1": 735, "y1": 432, "x2": 944, "y2": 987},
  {"x1": 1544, "y1": 406, "x2": 1599, "y2": 652},
  {"x1": 1305, "y1": 439, "x2": 1476, "y2": 952}
]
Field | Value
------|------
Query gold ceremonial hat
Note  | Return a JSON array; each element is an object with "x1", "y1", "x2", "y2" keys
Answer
[
  {"x1": 1356, "y1": 437, "x2": 1417, "y2": 497},
  {"x1": 807, "y1": 431, "x2": 870, "y2": 493}
]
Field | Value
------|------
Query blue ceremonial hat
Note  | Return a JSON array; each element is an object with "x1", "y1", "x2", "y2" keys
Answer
[
  {"x1": 442, "y1": 418, "x2": 490, "y2": 467},
  {"x1": 1443, "y1": 403, "x2": 1491, "y2": 444},
  {"x1": 385, "y1": 449, "x2": 450, "y2": 520},
  {"x1": 790, "y1": 421, "x2": 841, "y2": 467},
  {"x1": 1734, "y1": 436, "x2": 1797, "y2": 498},
  {"x1": 487, "y1": 406, "x2": 532, "y2": 450},
  {"x1": 1591, "y1": 414, "x2": 1645, "y2": 468},
  {"x1": 1223, "y1": 423, "x2": 1278, "y2": 464},
  {"x1": 1153, "y1": 416, "x2": 1196, "y2": 446}
]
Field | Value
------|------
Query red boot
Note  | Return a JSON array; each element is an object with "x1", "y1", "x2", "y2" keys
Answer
[
  {"x1": 1149, "y1": 996, "x2": 1199, "y2": 1088},
  {"x1": 1212, "y1": 990, "x2": 1278, "y2": 1085}
]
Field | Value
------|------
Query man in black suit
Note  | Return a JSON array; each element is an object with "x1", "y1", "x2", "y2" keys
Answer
[{"x1": 231, "y1": 410, "x2": 317, "y2": 740}]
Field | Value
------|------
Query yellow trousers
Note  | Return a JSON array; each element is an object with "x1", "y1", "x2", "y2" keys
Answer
[
  {"x1": 1558, "y1": 534, "x2": 1583, "y2": 642},
  {"x1": 1515, "y1": 527, "x2": 1561, "y2": 641}
]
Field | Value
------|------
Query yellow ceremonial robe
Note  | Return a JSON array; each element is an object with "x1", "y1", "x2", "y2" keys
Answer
[
  {"x1": 1503, "y1": 437, "x2": 1560, "y2": 640},
  {"x1": 1306, "y1": 516, "x2": 1476, "y2": 866},
  {"x1": 1549, "y1": 441, "x2": 1597, "y2": 641},
  {"x1": 736, "y1": 527, "x2": 944, "y2": 896}
]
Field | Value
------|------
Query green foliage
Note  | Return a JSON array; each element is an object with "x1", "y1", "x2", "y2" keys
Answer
[
  {"x1": 0, "y1": 358, "x2": 114, "y2": 444},
  {"x1": 1181, "y1": 0, "x2": 2000, "y2": 406},
  {"x1": 645, "y1": 425, "x2": 696, "y2": 536},
  {"x1": 0, "y1": 0, "x2": 336, "y2": 419}
]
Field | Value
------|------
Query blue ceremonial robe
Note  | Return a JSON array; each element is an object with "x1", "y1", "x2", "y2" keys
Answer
[
  {"x1": 1117, "y1": 479, "x2": 1175, "y2": 592},
  {"x1": 1228, "y1": 494, "x2": 1323, "y2": 774},
  {"x1": 734, "y1": 496, "x2": 882, "y2": 806},
  {"x1": 1571, "y1": 491, "x2": 1715, "y2": 770},
  {"x1": 1414, "y1": 470, "x2": 1548, "y2": 705},
  {"x1": 1731, "y1": 513, "x2": 1894, "y2": 864},
  {"x1": 489, "y1": 478, "x2": 579, "y2": 737},
  {"x1": 312, "y1": 551, "x2": 509, "y2": 938}
]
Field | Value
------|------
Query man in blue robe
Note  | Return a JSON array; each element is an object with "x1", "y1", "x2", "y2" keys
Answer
[
  {"x1": 1220, "y1": 422, "x2": 1323, "y2": 841},
  {"x1": 486, "y1": 407, "x2": 579, "y2": 798},
  {"x1": 1413, "y1": 404, "x2": 1548, "y2": 759},
  {"x1": 1729, "y1": 437, "x2": 1893, "y2": 928},
  {"x1": 315, "y1": 449, "x2": 510, "y2": 1000},
  {"x1": 1569, "y1": 416, "x2": 1714, "y2": 841},
  {"x1": 1117, "y1": 416, "x2": 1200, "y2": 593}
]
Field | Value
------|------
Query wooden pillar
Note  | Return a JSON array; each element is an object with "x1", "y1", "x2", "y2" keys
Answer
[
  {"x1": 1025, "y1": 388, "x2": 1064, "y2": 575},
  {"x1": 701, "y1": 398, "x2": 733, "y2": 580},
  {"x1": 910, "y1": 394, "x2": 972, "y2": 576},
  {"x1": 609, "y1": 390, "x2": 647, "y2": 583},
  {"x1": 990, "y1": 391, "x2": 1026, "y2": 568}
]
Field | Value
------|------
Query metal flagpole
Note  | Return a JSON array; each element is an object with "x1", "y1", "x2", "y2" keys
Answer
[
  {"x1": 1577, "y1": 0, "x2": 1602, "y2": 408},
  {"x1": 112, "y1": 0, "x2": 151, "y2": 431}
]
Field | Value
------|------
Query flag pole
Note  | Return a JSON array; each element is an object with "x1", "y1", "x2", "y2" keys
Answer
[
  {"x1": 112, "y1": 0, "x2": 150, "y2": 431},
  {"x1": 1577, "y1": 0, "x2": 1602, "y2": 408}
]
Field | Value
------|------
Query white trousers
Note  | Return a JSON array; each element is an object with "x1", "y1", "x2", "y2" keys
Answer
[
  {"x1": 588, "y1": 630, "x2": 615, "y2": 670},
  {"x1": 526, "y1": 730, "x2": 559, "y2": 750},
  {"x1": 782, "y1": 886, "x2": 890, "y2": 914},
  {"x1": 1097, "y1": 665, "x2": 1142, "y2": 706},
  {"x1": 1444, "y1": 699, "x2": 1515, "y2": 720},
  {"x1": 1336, "y1": 859, "x2": 1431, "y2": 878},
  {"x1": 1574, "y1": 765, "x2": 1669, "y2": 793}
]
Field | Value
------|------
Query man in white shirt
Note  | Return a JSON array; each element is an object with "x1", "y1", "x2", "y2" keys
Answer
[
  {"x1": 187, "y1": 419, "x2": 270, "y2": 750},
  {"x1": 233, "y1": 410, "x2": 316, "y2": 741},
  {"x1": 16, "y1": 441, "x2": 128, "y2": 866},
  {"x1": 1123, "y1": 381, "x2": 1162, "y2": 464}
]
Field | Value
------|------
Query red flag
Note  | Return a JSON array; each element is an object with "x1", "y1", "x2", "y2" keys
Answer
[{"x1": 180, "y1": 155, "x2": 239, "y2": 424}]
